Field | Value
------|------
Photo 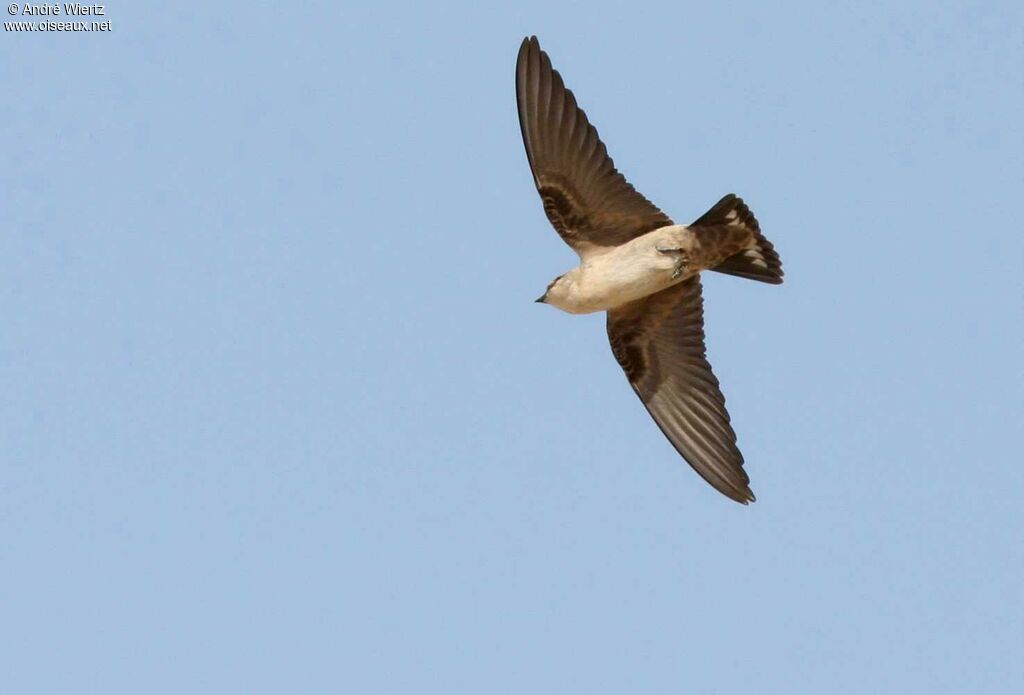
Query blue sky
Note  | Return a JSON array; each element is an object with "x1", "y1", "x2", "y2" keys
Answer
[{"x1": 2, "y1": 2, "x2": 1022, "y2": 693}]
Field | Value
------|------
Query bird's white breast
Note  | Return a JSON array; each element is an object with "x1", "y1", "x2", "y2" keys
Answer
[{"x1": 556, "y1": 225, "x2": 694, "y2": 314}]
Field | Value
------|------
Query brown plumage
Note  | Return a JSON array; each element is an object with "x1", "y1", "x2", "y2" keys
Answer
[{"x1": 516, "y1": 36, "x2": 673, "y2": 256}]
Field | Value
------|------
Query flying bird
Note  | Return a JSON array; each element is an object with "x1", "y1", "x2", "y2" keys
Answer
[{"x1": 516, "y1": 36, "x2": 783, "y2": 504}]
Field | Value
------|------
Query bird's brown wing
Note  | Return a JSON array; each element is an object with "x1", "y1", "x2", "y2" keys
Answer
[
  {"x1": 516, "y1": 36, "x2": 673, "y2": 258},
  {"x1": 607, "y1": 276, "x2": 754, "y2": 503}
]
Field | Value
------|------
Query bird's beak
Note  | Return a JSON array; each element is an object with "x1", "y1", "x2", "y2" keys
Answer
[{"x1": 534, "y1": 295, "x2": 546, "y2": 303}]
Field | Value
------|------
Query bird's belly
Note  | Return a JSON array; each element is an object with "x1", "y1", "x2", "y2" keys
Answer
[{"x1": 572, "y1": 245, "x2": 680, "y2": 312}]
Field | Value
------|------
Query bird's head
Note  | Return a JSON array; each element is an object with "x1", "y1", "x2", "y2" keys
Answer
[{"x1": 535, "y1": 272, "x2": 576, "y2": 310}]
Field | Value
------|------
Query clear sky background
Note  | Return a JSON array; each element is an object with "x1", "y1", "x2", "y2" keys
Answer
[{"x1": 2, "y1": 2, "x2": 1022, "y2": 693}]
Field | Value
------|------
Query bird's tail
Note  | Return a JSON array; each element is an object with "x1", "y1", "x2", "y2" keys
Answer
[{"x1": 692, "y1": 194, "x2": 784, "y2": 284}]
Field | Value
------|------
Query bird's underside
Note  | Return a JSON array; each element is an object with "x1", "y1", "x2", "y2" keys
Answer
[{"x1": 516, "y1": 36, "x2": 783, "y2": 504}]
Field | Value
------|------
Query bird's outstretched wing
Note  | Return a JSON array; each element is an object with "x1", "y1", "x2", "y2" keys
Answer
[
  {"x1": 607, "y1": 276, "x2": 754, "y2": 503},
  {"x1": 516, "y1": 36, "x2": 673, "y2": 258}
]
